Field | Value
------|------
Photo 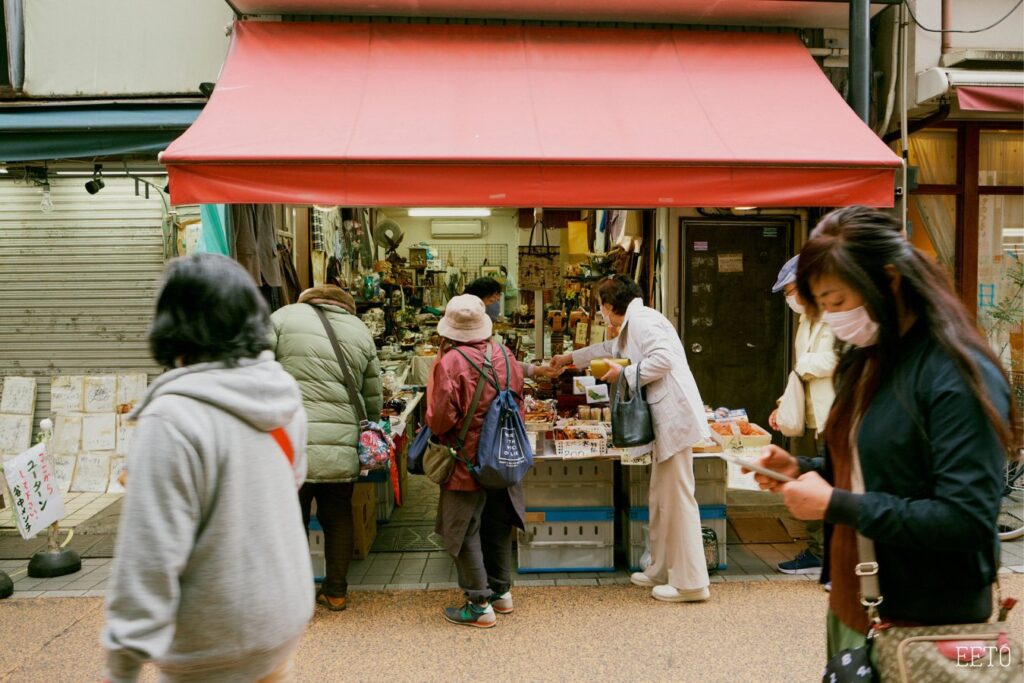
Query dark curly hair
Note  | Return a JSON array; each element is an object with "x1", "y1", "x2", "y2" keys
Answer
[
  {"x1": 148, "y1": 253, "x2": 271, "y2": 368},
  {"x1": 596, "y1": 274, "x2": 643, "y2": 315}
]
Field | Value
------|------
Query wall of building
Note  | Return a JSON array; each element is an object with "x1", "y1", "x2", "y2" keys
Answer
[
  {"x1": 22, "y1": 0, "x2": 233, "y2": 97},
  {"x1": 912, "y1": 0, "x2": 1024, "y2": 72}
]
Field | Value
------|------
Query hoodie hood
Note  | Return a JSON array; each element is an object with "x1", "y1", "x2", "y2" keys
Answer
[{"x1": 132, "y1": 351, "x2": 302, "y2": 432}]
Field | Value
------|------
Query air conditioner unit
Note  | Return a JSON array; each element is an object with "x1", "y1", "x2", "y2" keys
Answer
[{"x1": 430, "y1": 219, "x2": 483, "y2": 239}]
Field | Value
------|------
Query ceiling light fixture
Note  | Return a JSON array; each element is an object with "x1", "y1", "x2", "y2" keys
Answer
[
  {"x1": 407, "y1": 207, "x2": 491, "y2": 218},
  {"x1": 84, "y1": 164, "x2": 105, "y2": 194}
]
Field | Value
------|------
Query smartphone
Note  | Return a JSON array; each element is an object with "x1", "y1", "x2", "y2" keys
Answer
[{"x1": 718, "y1": 452, "x2": 795, "y2": 483}]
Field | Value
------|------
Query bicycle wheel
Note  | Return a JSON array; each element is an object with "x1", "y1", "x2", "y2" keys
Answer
[{"x1": 998, "y1": 460, "x2": 1024, "y2": 541}]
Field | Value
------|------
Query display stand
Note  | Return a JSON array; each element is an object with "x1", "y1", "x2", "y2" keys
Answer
[{"x1": 28, "y1": 522, "x2": 81, "y2": 578}]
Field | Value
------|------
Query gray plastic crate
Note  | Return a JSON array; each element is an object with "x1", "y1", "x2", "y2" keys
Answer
[
  {"x1": 621, "y1": 459, "x2": 727, "y2": 507},
  {"x1": 517, "y1": 508, "x2": 615, "y2": 572},
  {"x1": 623, "y1": 506, "x2": 727, "y2": 571},
  {"x1": 524, "y1": 460, "x2": 614, "y2": 508}
]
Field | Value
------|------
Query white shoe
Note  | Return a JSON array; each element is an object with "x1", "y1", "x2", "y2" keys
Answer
[
  {"x1": 651, "y1": 585, "x2": 711, "y2": 603},
  {"x1": 630, "y1": 572, "x2": 658, "y2": 587}
]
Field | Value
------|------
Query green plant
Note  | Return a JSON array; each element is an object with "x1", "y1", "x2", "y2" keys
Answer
[{"x1": 981, "y1": 256, "x2": 1024, "y2": 370}]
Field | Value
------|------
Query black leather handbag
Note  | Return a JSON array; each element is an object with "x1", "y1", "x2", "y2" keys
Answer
[{"x1": 610, "y1": 360, "x2": 655, "y2": 448}]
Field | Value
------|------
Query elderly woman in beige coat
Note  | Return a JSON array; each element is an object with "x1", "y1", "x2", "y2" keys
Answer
[{"x1": 551, "y1": 275, "x2": 712, "y2": 603}]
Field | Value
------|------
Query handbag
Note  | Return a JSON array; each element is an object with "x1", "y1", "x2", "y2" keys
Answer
[
  {"x1": 518, "y1": 220, "x2": 560, "y2": 290},
  {"x1": 610, "y1": 360, "x2": 655, "y2": 448},
  {"x1": 311, "y1": 305, "x2": 394, "y2": 473},
  {"x1": 421, "y1": 351, "x2": 489, "y2": 485},
  {"x1": 776, "y1": 370, "x2": 806, "y2": 437},
  {"x1": 823, "y1": 418, "x2": 1022, "y2": 683}
]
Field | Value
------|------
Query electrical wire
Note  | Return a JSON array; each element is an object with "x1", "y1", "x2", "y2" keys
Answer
[{"x1": 904, "y1": 0, "x2": 1022, "y2": 34}]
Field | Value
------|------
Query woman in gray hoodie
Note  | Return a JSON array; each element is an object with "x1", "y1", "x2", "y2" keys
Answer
[{"x1": 103, "y1": 254, "x2": 313, "y2": 682}]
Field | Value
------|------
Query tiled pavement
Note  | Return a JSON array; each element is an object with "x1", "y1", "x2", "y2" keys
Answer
[
  {"x1": 0, "y1": 493, "x2": 121, "y2": 531},
  {"x1": 5, "y1": 537, "x2": 1022, "y2": 599}
]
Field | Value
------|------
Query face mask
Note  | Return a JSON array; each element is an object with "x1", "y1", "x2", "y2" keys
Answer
[
  {"x1": 822, "y1": 306, "x2": 879, "y2": 347},
  {"x1": 785, "y1": 294, "x2": 805, "y2": 316},
  {"x1": 485, "y1": 301, "x2": 501, "y2": 321},
  {"x1": 599, "y1": 308, "x2": 612, "y2": 327}
]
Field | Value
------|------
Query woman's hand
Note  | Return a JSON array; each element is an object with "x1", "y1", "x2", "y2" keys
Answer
[
  {"x1": 768, "y1": 408, "x2": 780, "y2": 431},
  {"x1": 781, "y1": 472, "x2": 833, "y2": 521},
  {"x1": 747, "y1": 445, "x2": 800, "y2": 493},
  {"x1": 600, "y1": 359, "x2": 622, "y2": 383},
  {"x1": 533, "y1": 364, "x2": 564, "y2": 380}
]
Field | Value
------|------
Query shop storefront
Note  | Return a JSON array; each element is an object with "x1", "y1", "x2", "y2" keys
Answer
[{"x1": 156, "y1": 17, "x2": 899, "y2": 571}]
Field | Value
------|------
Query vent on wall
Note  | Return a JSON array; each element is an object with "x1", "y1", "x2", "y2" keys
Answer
[{"x1": 430, "y1": 219, "x2": 483, "y2": 239}]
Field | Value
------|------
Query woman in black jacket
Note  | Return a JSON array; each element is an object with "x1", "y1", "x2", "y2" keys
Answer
[{"x1": 752, "y1": 206, "x2": 1017, "y2": 658}]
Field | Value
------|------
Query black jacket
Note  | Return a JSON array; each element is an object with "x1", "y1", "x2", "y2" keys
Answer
[{"x1": 804, "y1": 322, "x2": 1010, "y2": 625}]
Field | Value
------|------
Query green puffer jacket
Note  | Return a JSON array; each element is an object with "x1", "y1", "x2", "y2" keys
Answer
[{"x1": 270, "y1": 302, "x2": 382, "y2": 483}]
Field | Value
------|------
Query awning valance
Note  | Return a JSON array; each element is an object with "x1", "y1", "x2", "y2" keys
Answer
[
  {"x1": 161, "y1": 21, "x2": 900, "y2": 208},
  {"x1": 917, "y1": 67, "x2": 1024, "y2": 113},
  {"x1": 0, "y1": 105, "x2": 203, "y2": 162}
]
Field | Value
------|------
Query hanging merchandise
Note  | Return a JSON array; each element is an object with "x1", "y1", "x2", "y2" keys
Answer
[
  {"x1": 567, "y1": 220, "x2": 590, "y2": 255},
  {"x1": 197, "y1": 205, "x2": 230, "y2": 255},
  {"x1": 519, "y1": 220, "x2": 560, "y2": 290},
  {"x1": 594, "y1": 209, "x2": 607, "y2": 254}
]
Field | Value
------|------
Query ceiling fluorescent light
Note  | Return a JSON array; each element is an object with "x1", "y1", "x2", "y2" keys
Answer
[{"x1": 407, "y1": 207, "x2": 491, "y2": 218}]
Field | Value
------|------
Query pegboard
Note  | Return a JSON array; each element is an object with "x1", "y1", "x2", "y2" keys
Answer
[{"x1": 428, "y1": 243, "x2": 508, "y2": 277}]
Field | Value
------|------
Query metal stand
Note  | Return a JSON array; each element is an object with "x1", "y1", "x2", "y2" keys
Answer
[
  {"x1": 27, "y1": 522, "x2": 80, "y2": 579},
  {"x1": 0, "y1": 569, "x2": 12, "y2": 599}
]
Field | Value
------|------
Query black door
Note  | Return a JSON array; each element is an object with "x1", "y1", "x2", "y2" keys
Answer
[{"x1": 681, "y1": 218, "x2": 792, "y2": 443}]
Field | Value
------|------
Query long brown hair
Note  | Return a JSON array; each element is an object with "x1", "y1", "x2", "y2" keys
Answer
[{"x1": 796, "y1": 206, "x2": 1018, "y2": 454}]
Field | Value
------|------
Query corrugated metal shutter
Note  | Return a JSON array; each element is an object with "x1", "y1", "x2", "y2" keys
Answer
[{"x1": 0, "y1": 177, "x2": 167, "y2": 431}]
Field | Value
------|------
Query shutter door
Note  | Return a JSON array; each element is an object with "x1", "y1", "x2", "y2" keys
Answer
[{"x1": 0, "y1": 177, "x2": 167, "y2": 432}]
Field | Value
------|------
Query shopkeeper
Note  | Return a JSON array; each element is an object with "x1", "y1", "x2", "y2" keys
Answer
[
  {"x1": 464, "y1": 277, "x2": 561, "y2": 381},
  {"x1": 550, "y1": 275, "x2": 712, "y2": 603}
]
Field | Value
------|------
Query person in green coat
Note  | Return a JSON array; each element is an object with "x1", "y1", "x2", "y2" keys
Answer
[{"x1": 270, "y1": 285, "x2": 382, "y2": 611}]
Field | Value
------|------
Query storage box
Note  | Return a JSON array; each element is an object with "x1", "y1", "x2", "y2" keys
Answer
[
  {"x1": 375, "y1": 479, "x2": 395, "y2": 523},
  {"x1": 517, "y1": 507, "x2": 615, "y2": 573},
  {"x1": 523, "y1": 460, "x2": 614, "y2": 508},
  {"x1": 620, "y1": 458, "x2": 728, "y2": 507},
  {"x1": 352, "y1": 486, "x2": 377, "y2": 560},
  {"x1": 624, "y1": 505, "x2": 727, "y2": 571}
]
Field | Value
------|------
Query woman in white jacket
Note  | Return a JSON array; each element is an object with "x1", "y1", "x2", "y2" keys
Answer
[
  {"x1": 551, "y1": 275, "x2": 711, "y2": 603},
  {"x1": 768, "y1": 255, "x2": 837, "y2": 575}
]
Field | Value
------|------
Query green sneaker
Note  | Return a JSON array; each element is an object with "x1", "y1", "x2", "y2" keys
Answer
[
  {"x1": 487, "y1": 591, "x2": 513, "y2": 614},
  {"x1": 443, "y1": 601, "x2": 496, "y2": 628}
]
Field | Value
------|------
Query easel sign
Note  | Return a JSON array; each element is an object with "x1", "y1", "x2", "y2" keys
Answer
[{"x1": 2, "y1": 444, "x2": 65, "y2": 540}]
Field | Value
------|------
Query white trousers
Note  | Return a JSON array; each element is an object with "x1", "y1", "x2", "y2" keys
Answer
[{"x1": 643, "y1": 448, "x2": 710, "y2": 590}]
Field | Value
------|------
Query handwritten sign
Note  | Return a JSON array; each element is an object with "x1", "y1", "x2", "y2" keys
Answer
[
  {"x1": 84, "y1": 376, "x2": 116, "y2": 413},
  {"x1": 2, "y1": 444, "x2": 65, "y2": 540},
  {"x1": 1, "y1": 377, "x2": 37, "y2": 415},
  {"x1": 116, "y1": 374, "x2": 147, "y2": 412},
  {"x1": 51, "y1": 376, "x2": 84, "y2": 412},
  {"x1": 82, "y1": 414, "x2": 116, "y2": 452},
  {"x1": 116, "y1": 415, "x2": 136, "y2": 456},
  {"x1": 71, "y1": 452, "x2": 111, "y2": 493},
  {"x1": 107, "y1": 456, "x2": 127, "y2": 494},
  {"x1": 52, "y1": 455, "x2": 76, "y2": 494},
  {"x1": 52, "y1": 413, "x2": 83, "y2": 454},
  {"x1": 0, "y1": 414, "x2": 32, "y2": 455}
]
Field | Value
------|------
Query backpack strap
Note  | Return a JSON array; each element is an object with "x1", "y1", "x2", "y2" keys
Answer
[
  {"x1": 270, "y1": 427, "x2": 294, "y2": 465},
  {"x1": 453, "y1": 342, "x2": 501, "y2": 392},
  {"x1": 451, "y1": 342, "x2": 498, "y2": 451}
]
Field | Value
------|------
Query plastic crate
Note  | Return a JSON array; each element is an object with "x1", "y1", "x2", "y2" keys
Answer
[
  {"x1": 524, "y1": 460, "x2": 614, "y2": 508},
  {"x1": 310, "y1": 551, "x2": 326, "y2": 580},
  {"x1": 308, "y1": 519, "x2": 326, "y2": 581},
  {"x1": 375, "y1": 479, "x2": 395, "y2": 523},
  {"x1": 620, "y1": 459, "x2": 728, "y2": 507},
  {"x1": 517, "y1": 507, "x2": 615, "y2": 573},
  {"x1": 624, "y1": 505, "x2": 727, "y2": 571}
]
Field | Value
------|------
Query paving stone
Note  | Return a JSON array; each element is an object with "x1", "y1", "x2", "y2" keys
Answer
[
  {"x1": 722, "y1": 575, "x2": 768, "y2": 582},
  {"x1": 556, "y1": 579, "x2": 599, "y2": 587},
  {"x1": 10, "y1": 591, "x2": 42, "y2": 598},
  {"x1": 426, "y1": 582, "x2": 459, "y2": 590},
  {"x1": 386, "y1": 583, "x2": 428, "y2": 591},
  {"x1": 515, "y1": 579, "x2": 555, "y2": 587},
  {"x1": 349, "y1": 584, "x2": 386, "y2": 592},
  {"x1": 37, "y1": 590, "x2": 88, "y2": 598}
]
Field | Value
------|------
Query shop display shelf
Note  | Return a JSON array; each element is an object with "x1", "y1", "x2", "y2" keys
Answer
[{"x1": 517, "y1": 506, "x2": 616, "y2": 573}]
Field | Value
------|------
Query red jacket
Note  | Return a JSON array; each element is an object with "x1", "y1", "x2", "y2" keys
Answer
[{"x1": 426, "y1": 339, "x2": 525, "y2": 492}]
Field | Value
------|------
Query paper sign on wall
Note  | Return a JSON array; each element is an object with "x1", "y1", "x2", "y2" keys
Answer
[
  {"x1": 2, "y1": 443, "x2": 65, "y2": 540},
  {"x1": 1, "y1": 377, "x2": 37, "y2": 415},
  {"x1": 84, "y1": 376, "x2": 117, "y2": 413},
  {"x1": 51, "y1": 376, "x2": 84, "y2": 413},
  {"x1": 71, "y1": 452, "x2": 111, "y2": 493},
  {"x1": 0, "y1": 414, "x2": 32, "y2": 455},
  {"x1": 718, "y1": 252, "x2": 744, "y2": 273}
]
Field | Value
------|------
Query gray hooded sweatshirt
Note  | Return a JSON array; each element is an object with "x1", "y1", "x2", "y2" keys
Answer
[{"x1": 103, "y1": 352, "x2": 314, "y2": 682}]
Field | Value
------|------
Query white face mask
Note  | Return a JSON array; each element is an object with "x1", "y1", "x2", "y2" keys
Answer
[
  {"x1": 822, "y1": 306, "x2": 879, "y2": 347},
  {"x1": 785, "y1": 294, "x2": 805, "y2": 316}
]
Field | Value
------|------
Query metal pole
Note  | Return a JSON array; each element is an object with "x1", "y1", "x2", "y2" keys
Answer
[{"x1": 849, "y1": 0, "x2": 871, "y2": 124}]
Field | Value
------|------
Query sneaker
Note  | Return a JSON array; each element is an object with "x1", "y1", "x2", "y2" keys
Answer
[
  {"x1": 487, "y1": 591, "x2": 513, "y2": 614},
  {"x1": 630, "y1": 572, "x2": 658, "y2": 587},
  {"x1": 651, "y1": 585, "x2": 711, "y2": 603},
  {"x1": 777, "y1": 549, "x2": 822, "y2": 575},
  {"x1": 443, "y1": 602, "x2": 496, "y2": 628}
]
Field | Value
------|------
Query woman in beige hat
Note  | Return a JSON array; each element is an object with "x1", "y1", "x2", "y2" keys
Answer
[{"x1": 427, "y1": 294, "x2": 526, "y2": 628}]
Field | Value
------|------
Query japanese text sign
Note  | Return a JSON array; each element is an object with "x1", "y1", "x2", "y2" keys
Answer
[{"x1": 2, "y1": 443, "x2": 65, "y2": 540}]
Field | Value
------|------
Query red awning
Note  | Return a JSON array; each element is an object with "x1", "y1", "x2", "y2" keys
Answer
[
  {"x1": 957, "y1": 85, "x2": 1024, "y2": 114},
  {"x1": 162, "y1": 21, "x2": 900, "y2": 207}
]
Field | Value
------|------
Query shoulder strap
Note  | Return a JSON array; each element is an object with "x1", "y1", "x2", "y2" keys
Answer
[
  {"x1": 270, "y1": 427, "x2": 294, "y2": 465},
  {"x1": 310, "y1": 304, "x2": 368, "y2": 423},
  {"x1": 449, "y1": 342, "x2": 498, "y2": 450},
  {"x1": 453, "y1": 343, "x2": 501, "y2": 392}
]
